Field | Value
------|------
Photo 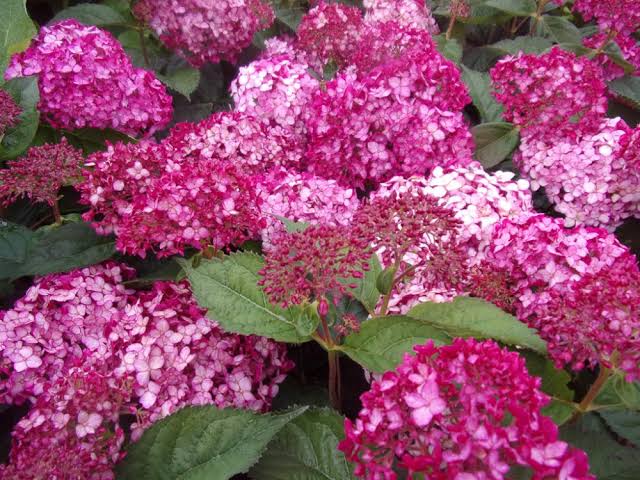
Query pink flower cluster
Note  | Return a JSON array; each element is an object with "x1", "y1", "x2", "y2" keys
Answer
[
  {"x1": 134, "y1": 0, "x2": 274, "y2": 66},
  {"x1": 0, "y1": 138, "x2": 84, "y2": 208},
  {"x1": 257, "y1": 170, "x2": 360, "y2": 250},
  {"x1": 363, "y1": 0, "x2": 439, "y2": 34},
  {"x1": 340, "y1": 338, "x2": 593, "y2": 479},
  {"x1": 0, "y1": 89, "x2": 20, "y2": 136},
  {"x1": 573, "y1": 0, "x2": 640, "y2": 36},
  {"x1": 584, "y1": 33, "x2": 640, "y2": 81},
  {"x1": 481, "y1": 214, "x2": 640, "y2": 378},
  {"x1": 79, "y1": 134, "x2": 264, "y2": 257},
  {"x1": 0, "y1": 263, "x2": 292, "y2": 475},
  {"x1": 5, "y1": 20, "x2": 172, "y2": 137}
]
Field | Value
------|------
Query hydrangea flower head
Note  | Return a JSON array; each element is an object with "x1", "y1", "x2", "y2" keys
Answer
[
  {"x1": 134, "y1": 0, "x2": 274, "y2": 66},
  {"x1": 0, "y1": 138, "x2": 84, "y2": 208},
  {"x1": 5, "y1": 20, "x2": 172, "y2": 137},
  {"x1": 363, "y1": 0, "x2": 439, "y2": 34},
  {"x1": 491, "y1": 47, "x2": 607, "y2": 137},
  {"x1": 584, "y1": 33, "x2": 640, "y2": 81},
  {"x1": 0, "y1": 89, "x2": 21, "y2": 136},
  {"x1": 340, "y1": 338, "x2": 594, "y2": 479},
  {"x1": 574, "y1": 0, "x2": 640, "y2": 36}
]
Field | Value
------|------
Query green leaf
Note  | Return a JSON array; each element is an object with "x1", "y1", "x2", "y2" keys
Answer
[
  {"x1": 344, "y1": 254, "x2": 382, "y2": 315},
  {"x1": 271, "y1": 377, "x2": 330, "y2": 410},
  {"x1": 273, "y1": 216, "x2": 310, "y2": 234},
  {"x1": 0, "y1": 76, "x2": 39, "y2": 159},
  {"x1": 599, "y1": 410, "x2": 640, "y2": 447},
  {"x1": 62, "y1": 127, "x2": 136, "y2": 154},
  {"x1": 273, "y1": 1, "x2": 305, "y2": 31},
  {"x1": 250, "y1": 408, "x2": 354, "y2": 480},
  {"x1": 463, "y1": 37, "x2": 553, "y2": 71},
  {"x1": 179, "y1": 253, "x2": 318, "y2": 343},
  {"x1": 339, "y1": 315, "x2": 450, "y2": 372},
  {"x1": 560, "y1": 413, "x2": 640, "y2": 480},
  {"x1": 537, "y1": 15, "x2": 582, "y2": 44},
  {"x1": 609, "y1": 76, "x2": 640, "y2": 110},
  {"x1": 461, "y1": 65, "x2": 504, "y2": 122},
  {"x1": 50, "y1": 4, "x2": 127, "y2": 26},
  {"x1": 158, "y1": 67, "x2": 201, "y2": 100},
  {"x1": 435, "y1": 34, "x2": 463, "y2": 63},
  {"x1": 485, "y1": 0, "x2": 536, "y2": 16},
  {"x1": 0, "y1": 0, "x2": 36, "y2": 77},
  {"x1": 472, "y1": 122, "x2": 520, "y2": 168},
  {"x1": 117, "y1": 405, "x2": 308, "y2": 480},
  {"x1": 595, "y1": 374, "x2": 640, "y2": 411},
  {"x1": 407, "y1": 297, "x2": 547, "y2": 354},
  {"x1": 0, "y1": 220, "x2": 115, "y2": 281}
]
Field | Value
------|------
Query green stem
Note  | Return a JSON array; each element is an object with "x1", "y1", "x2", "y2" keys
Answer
[
  {"x1": 328, "y1": 350, "x2": 341, "y2": 411},
  {"x1": 529, "y1": 0, "x2": 550, "y2": 35},
  {"x1": 578, "y1": 366, "x2": 612, "y2": 413},
  {"x1": 445, "y1": 14, "x2": 457, "y2": 41},
  {"x1": 593, "y1": 30, "x2": 617, "y2": 56},
  {"x1": 138, "y1": 28, "x2": 150, "y2": 67}
]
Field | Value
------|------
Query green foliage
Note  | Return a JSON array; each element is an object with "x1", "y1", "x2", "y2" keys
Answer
[
  {"x1": 342, "y1": 254, "x2": 382, "y2": 315},
  {"x1": 250, "y1": 408, "x2": 355, "y2": 480},
  {"x1": 461, "y1": 65, "x2": 504, "y2": 123},
  {"x1": 595, "y1": 374, "x2": 640, "y2": 411},
  {"x1": 609, "y1": 76, "x2": 640, "y2": 110},
  {"x1": 599, "y1": 410, "x2": 640, "y2": 447},
  {"x1": 536, "y1": 15, "x2": 582, "y2": 44},
  {"x1": 407, "y1": 297, "x2": 547, "y2": 354},
  {"x1": 117, "y1": 405, "x2": 308, "y2": 480},
  {"x1": 50, "y1": 4, "x2": 127, "y2": 27},
  {"x1": 179, "y1": 252, "x2": 319, "y2": 343},
  {"x1": 339, "y1": 315, "x2": 450, "y2": 372},
  {"x1": 485, "y1": 0, "x2": 537, "y2": 16},
  {"x1": 464, "y1": 37, "x2": 553, "y2": 71},
  {"x1": 0, "y1": 76, "x2": 39, "y2": 159},
  {"x1": 0, "y1": 219, "x2": 115, "y2": 281},
  {"x1": 471, "y1": 122, "x2": 520, "y2": 168},
  {"x1": 435, "y1": 34, "x2": 463, "y2": 63},
  {"x1": 0, "y1": 0, "x2": 36, "y2": 78},
  {"x1": 158, "y1": 65, "x2": 201, "y2": 100}
]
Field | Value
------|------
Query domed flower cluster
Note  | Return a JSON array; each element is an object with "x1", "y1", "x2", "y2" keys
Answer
[
  {"x1": 5, "y1": 20, "x2": 172, "y2": 137},
  {"x1": 0, "y1": 263, "x2": 293, "y2": 475},
  {"x1": 257, "y1": 170, "x2": 360, "y2": 250},
  {"x1": 340, "y1": 338, "x2": 593, "y2": 479},
  {"x1": 0, "y1": 138, "x2": 84, "y2": 209},
  {"x1": 133, "y1": 0, "x2": 274, "y2": 66},
  {"x1": 481, "y1": 214, "x2": 640, "y2": 378},
  {"x1": 79, "y1": 136, "x2": 264, "y2": 257},
  {"x1": 584, "y1": 33, "x2": 640, "y2": 81},
  {"x1": 573, "y1": 0, "x2": 640, "y2": 36},
  {"x1": 0, "y1": 89, "x2": 20, "y2": 136},
  {"x1": 491, "y1": 47, "x2": 607, "y2": 137},
  {"x1": 363, "y1": 0, "x2": 439, "y2": 34}
]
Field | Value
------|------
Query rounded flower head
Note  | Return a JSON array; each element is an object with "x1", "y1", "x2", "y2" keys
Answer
[
  {"x1": 0, "y1": 89, "x2": 21, "y2": 136},
  {"x1": 134, "y1": 0, "x2": 274, "y2": 66},
  {"x1": 340, "y1": 338, "x2": 593, "y2": 479},
  {"x1": 5, "y1": 20, "x2": 172, "y2": 137},
  {"x1": 0, "y1": 138, "x2": 84, "y2": 207},
  {"x1": 515, "y1": 117, "x2": 640, "y2": 230},
  {"x1": 296, "y1": 1, "x2": 364, "y2": 68},
  {"x1": 79, "y1": 137, "x2": 264, "y2": 257},
  {"x1": 257, "y1": 170, "x2": 360, "y2": 251},
  {"x1": 490, "y1": 47, "x2": 607, "y2": 137},
  {"x1": 574, "y1": 0, "x2": 640, "y2": 36},
  {"x1": 363, "y1": 0, "x2": 439, "y2": 34}
]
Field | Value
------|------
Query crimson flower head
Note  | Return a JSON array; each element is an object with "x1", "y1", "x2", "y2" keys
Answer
[
  {"x1": 0, "y1": 138, "x2": 83, "y2": 208},
  {"x1": 573, "y1": 0, "x2": 640, "y2": 36},
  {"x1": 259, "y1": 224, "x2": 372, "y2": 308},
  {"x1": 340, "y1": 338, "x2": 594, "y2": 480},
  {"x1": 0, "y1": 89, "x2": 20, "y2": 137}
]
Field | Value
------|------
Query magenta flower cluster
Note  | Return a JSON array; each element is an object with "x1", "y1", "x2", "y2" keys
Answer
[
  {"x1": 5, "y1": 20, "x2": 172, "y2": 137},
  {"x1": 340, "y1": 339, "x2": 593, "y2": 480},
  {"x1": 0, "y1": 263, "x2": 292, "y2": 476},
  {"x1": 133, "y1": 0, "x2": 274, "y2": 66},
  {"x1": 0, "y1": 89, "x2": 21, "y2": 136}
]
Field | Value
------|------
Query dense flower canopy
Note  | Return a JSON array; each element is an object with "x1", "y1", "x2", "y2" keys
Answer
[
  {"x1": 5, "y1": 20, "x2": 172, "y2": 136},
  {"x1": 0, "y1": 89, "x2": 20, "y2": 136}
]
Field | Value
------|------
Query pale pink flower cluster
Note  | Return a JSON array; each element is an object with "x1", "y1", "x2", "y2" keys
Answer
[
  {"x1": 134, "y1": 0, "x2": 274, "y2": 66},
  {"x1": 363, "y1": 0, "x2": 439, "y2": 34},
  {"x1": 257, "y1": 170, "x2": 360, "y2": 250},
  {"x1": 573, "y1": 0, "x2": 640, "y2": 36},
  {"x1": 340, "y1": 339, "x2": 593, "y2": 480},
  {"x1": 79, "y1": 135, "x2": 264, "y2": 257},
  {"x1": 482, "y1": 214, "x2": 640, "y2": 378},
  {"x1": 0, "y1": 264, "x2": 293, "y2": 475},
  {"x1": 5, "y1": 20, "x2": 172, "y2": 137}
]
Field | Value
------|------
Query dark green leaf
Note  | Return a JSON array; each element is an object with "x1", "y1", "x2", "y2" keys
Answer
[
  {"x1": 271, "y1": 377, "x2": 330, "y2": 410},
  {"x1": 63, "y1": 127, "x2": 136, "y2": 154},
  {"x1": 0, "y1": 220, "x2": 115, "y2": 281},
  {"x1": 609, "y1": 76, "x2": 640, "y2": 110},
  {"x1": 472, "y1": 122, "x2": 520, "y2": 168},
  {"x1": 117, "y1": 406, "x2": 307, "y2": 480},
  {"x1": 339, "y1": 315, "x2": 450, "y2": 372},
  {"x1": 599, "y1": 410, "x2": 640, "y2": 447},
  {"x1": 595, "y1": 374, "x2": 640, "y2": 411},
  {"x1": 343, "y1": 254, "x2": 382, "y2": 315},
  {"x1": 273, "y1": 1, "x2": 306, "y2": 31},
  {"x1": 461, "y1": 65, "x2": 504, "y2": 122},
  {"x1": 538, "y1": 15, "x2": 582, "y2": 44},
  {"x1": 50, "y1": 4, "x2": 127, "y2": 26},
  {"x1": 407, "y1": 297, "x2": 547, "y2": 354},
  {"x1": 463, "y1": 37, "x2": 553, "y2": 71},
  {"x1": 0, "y1": 76, "x2": 39, "y2": 159},
  {"x1": 0, "y1": 0, "x2": 36, "y2": 76},
  {"x1": 485, "y1": 0, "x2": 536, "y2": 16},
  {"x1": 435, "y1": 34, "x2": 463, "y2": 63},
  {"x1": 179, "y1": 253, "x2": 318, "y2": 343},
  {"x1": 158, "y1": 66, "x2": 201, "y2": 100},
  {"x1": 250, "y1": 408, "x2": 354, "y2": 480}
]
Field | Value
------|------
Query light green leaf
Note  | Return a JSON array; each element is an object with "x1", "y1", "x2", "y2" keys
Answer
[
  {"x1": 179, "y1": 253, "x2": 318, "y2": 343},
  {"x1": 0, "y1": 220, "x2": 115, "y2": 281},
  {"x1": 117, "y1": 406, "x2": 308, "y2": 480},
  {"x1": 50, "y1": 4, "x2": 127, "y2": 26},
  {"x1": 0, "y1": 76, "x2": 39, "y2": 159},
  {"x1": 407, "y1": 297, "x2": 547, "y2": 354},
  {"x1": 158, "y1": 66, "x2": 201, "y2": 100},
  {"x1": 461, "y1": 65, "x2": 504, "y2": 122},
  {"x1": 343, "y1": 254, "x2": 382, "y2": 315},
  {"x1": 250, "y1": 408, "x2": 354, "y2": 480},
  {"x1": 485, "y1": 0, "x2": 536, "y2": 16},
  {"x1": 339, "y1": 315, "x2": 450, "y2": 372},
  {"x1": 435, "y1": 34, "x2": 463, "y2": 63},
  {"x1": 595, "y1": 374, "x2": 640, "y2": 411},
  {"x1": 273, "y1": 216, "x2": 310, "y2": 234},
  {"x1": 0, "y1": 0, "x2": 36, "y2": 77},
  {"x1": 537, "y1": 15, "x2": 582, "y2": 44},
  {"x1": 472, "y1": 122, "x2": 520, "y2": 168},
  {"x1": 609, "y1": 76, "x2": 640, "y2": 110}
]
